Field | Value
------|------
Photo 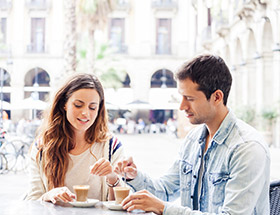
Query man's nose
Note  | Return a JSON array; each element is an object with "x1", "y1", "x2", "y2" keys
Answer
[{"x1": 179, "y1": 99, "x2": 189, "y2": 111}]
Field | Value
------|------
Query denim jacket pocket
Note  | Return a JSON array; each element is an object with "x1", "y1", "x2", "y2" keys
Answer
[
  {"x1": 180, "y1": 161, "x2": 193, "y2": 191},
  {"x1": 209, "y1": 172, "x2": 230, "y2": 205}
]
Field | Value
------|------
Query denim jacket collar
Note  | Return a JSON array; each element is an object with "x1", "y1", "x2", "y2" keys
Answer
[{"x1": 200, "y1": 109, "x2": 236, "y2": 146}]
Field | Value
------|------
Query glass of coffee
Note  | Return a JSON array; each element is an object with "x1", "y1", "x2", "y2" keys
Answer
[
  {"x1": 73, "y1": 185, "x2": 90, "y2": 202},
  {"x1": 113, "y1": 187, "x2": 130, "y2": 204}
]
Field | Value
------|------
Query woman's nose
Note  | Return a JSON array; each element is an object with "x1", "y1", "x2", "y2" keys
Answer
[{"x1": 81, "y1": 107, "x2": 89, "y2": 116}]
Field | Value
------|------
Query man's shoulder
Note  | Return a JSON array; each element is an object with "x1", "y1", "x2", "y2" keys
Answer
[{"x1": 228, "y1": 119, "x2": 269, "y2": 151}]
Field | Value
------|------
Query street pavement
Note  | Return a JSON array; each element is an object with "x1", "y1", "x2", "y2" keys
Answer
[{"x1": 0, "y1": 133, "x2": 279, "y2": 202}]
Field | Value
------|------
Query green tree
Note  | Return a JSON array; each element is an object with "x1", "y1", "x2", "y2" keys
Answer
[
  {"x1": 77, "y1": 0, "x2": 115, "y2": 73},
  {"x1": 63, "y1": 0, "x2": 77, "y2": 75}
]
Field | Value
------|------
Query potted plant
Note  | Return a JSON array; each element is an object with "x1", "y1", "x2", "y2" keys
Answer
[{"x1": 261, "y1": 107, "x2": 279, "y2": 147}]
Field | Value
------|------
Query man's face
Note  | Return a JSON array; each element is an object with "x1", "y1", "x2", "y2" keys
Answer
[{"x1": 178, "y1": 78, "x2": 216, "y2": 125}]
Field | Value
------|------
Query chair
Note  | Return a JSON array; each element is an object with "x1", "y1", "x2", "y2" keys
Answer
[{"x1": 270, "y1": 180, "x2": 280, "y2": 215}]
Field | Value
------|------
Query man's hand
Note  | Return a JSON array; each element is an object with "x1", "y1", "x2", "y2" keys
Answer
[
  {"x1": 122, "y1": 190, "x2": 165, "y2": 215},
  {"x1": 114, "y1": 157, "x2": 138, "y2": 180}
]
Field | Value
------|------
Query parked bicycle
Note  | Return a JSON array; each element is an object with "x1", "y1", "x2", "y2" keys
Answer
[{"x1": 0, "y1": 129, "x2": 32, "y2": 174}]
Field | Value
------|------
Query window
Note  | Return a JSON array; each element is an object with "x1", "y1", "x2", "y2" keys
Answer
[
  {"x1": 0, "y1": 18, "x2": 7, "y2": 44},
  {"x1": 151, "y1": 69, "x2": 176, "y2": 88},
  {"x1": 109, "y1": 18, "x2": 126, "y2": 53},
  {"x1": 156, "y1": 18, "x2": 171, "y2": 55},
  {"x1": 29, "y1": 18, "x2": 45, "y2": 53}
]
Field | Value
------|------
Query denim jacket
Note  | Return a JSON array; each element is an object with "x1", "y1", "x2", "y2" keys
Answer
[{"x1": 127, "y1": 111, "x2": 270, "y2": 215}]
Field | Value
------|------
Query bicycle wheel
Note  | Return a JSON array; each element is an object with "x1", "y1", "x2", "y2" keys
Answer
[
  {"x1": 11, "y1": 140, "x2": 31, "y2": 172},
  {"x1": 0, "y1": 141, "x2": 17, "y2": 171},
  {"x1": 0, "y1": 153, "x2": 8, "y2": 174}
]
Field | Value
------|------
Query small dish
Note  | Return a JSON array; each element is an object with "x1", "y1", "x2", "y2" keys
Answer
[
  {"x1": 69, "y1": 199, "x2": 99, "y2": 207},
  {"x1": 103, "y1": 201, "x2": 124, "y2": 210}
]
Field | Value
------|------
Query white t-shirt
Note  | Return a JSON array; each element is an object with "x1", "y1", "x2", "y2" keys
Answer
[{"x1": 65, "y1": 142, "x2": 104, "y2": 200}]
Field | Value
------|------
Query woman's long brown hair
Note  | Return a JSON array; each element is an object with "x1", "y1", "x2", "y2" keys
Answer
[{"x1": 36, "y1": 73, "x2": 109, "y2": 189}]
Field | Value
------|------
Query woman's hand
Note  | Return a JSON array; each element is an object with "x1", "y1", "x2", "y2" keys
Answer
[
  {"x1": 122, "y1": 189, "x2": 165, "y2": 215},
  {"x1": 114, "y1": 157, "x2": 138, "y2": 180},
  {"x1": 90, "y1": 158, "x2": 113, "y2": 176},
  {"x1": 43, "y1": 187, "x2": 75, "y2": 204}
]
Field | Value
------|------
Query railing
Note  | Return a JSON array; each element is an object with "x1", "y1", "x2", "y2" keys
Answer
[
  {"x1": 25, "y1": 0, "x2": 51, "y2": 11},
  {"x1": 0, "y1": 0, "x2": 12, "y2": 10},
  {"x1": 26, "y1": 44, "x2": 46, "y2": 53},
  {"x1": 115, "y1": 0, "x2": 130, "y2": 11},
  {"x1": 151, "y1": 0, "x2": 178, "y2": 10},
  {"x1": 111, "y1": 44, "x2": 128, "y2": 54}
]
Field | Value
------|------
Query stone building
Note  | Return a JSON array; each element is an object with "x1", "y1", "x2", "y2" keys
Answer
[
  {"x1": 193, "y1": 0, "x2": 280, "y2": 146},
  {"x1": 0, "y1": 0, "x2": 279, "y2": 144}
]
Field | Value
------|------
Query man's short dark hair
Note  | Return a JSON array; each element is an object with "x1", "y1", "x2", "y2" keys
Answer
[{"x1": 176, "y1": 55, "x2": 232, "y2": 105}]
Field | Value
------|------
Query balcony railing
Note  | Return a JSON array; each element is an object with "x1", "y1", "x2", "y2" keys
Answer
[
  {"x1": 0, "y1": 0, "x2": 12, "y2": 10},
  {"x1": 151, "y1": 0, "x2": 178, "y2": 11},
  {"x1": 25, "y1": 0, "x2": 51, "y2": 11},
  {"x1": 115, "y1": 0, "x2": 130, "y2": 11},
  {"x1": 26, "y1": 44, "x2": 46, "y2": 53},
  {"x1": 111, "y1": 44, "x2": 128, "y2": 54}
]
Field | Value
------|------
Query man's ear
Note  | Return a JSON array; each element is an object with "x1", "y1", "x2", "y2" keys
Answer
[{"x1": 212, "y1": 90, "x2": 224, "y2": 104}]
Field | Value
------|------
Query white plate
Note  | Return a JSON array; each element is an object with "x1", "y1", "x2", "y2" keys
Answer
[
  {"x1": 103, "y1": 201, "x2": 124, "y2": 210},
  {"x1": 69, "y1": 199, "x2": 99, "y2": 207}
]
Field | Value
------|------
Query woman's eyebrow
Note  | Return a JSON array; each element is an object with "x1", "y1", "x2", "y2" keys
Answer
[{"x1": 75, "y1": 99, "x2": 99, "y2": 105}]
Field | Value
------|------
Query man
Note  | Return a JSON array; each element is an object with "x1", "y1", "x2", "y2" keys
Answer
[{"x1": 114, "y1": 55, "x2": 270, "y2": 214}]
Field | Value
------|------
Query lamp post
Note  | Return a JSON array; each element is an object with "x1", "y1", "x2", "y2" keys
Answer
[
  {"x1": 31, "y1": 67, "x2": 39, "y2": 119},
  {"x1": 160, "y1": 69, "x2": 167, "y2": 88},
  {"x1": 0, "y1": 68, "x2": 4, "y2": 129}
]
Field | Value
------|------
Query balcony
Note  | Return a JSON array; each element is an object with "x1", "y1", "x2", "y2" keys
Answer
[
  {"x1": 25, "y1": 0, "x2": 51, "y2": 11},
  {"x1": 115, "y1": 0, "x2": 130, "y2": 12},
  {"x1": 0, "y1": 0, "x2": 12, "y2": 11},
  {"x1": 111, "y1": 44, "x2": 128, "y2": 54},
  {"x1": 26, "y1": 44, "x2": 46, "y2": 54},
  {"x1": 151, "y1": 0, "x2": 178, "y2": 11}
]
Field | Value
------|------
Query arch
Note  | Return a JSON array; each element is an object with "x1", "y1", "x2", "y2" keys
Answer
[
  {"x1": 150, "y1": 69, "x2": 176, "y2": 88},
  {"x1": 25, "y1": 67, "x2": 50, "y2": 87},
  {"x1": 235, "y1": 38, "x2": 243, "y2": 65},
  {"x1": 262, "y1": 19, "x2": 273, "y2": 53},
  {"x1": 247, "y1": 29, "x2": 257, "y2": 59},
  {"x1": 24, "y1": 67, "x2": 50, "y2": 101},
  {"x1": 224, "y1": 45, "x2": 231, "y2": 66},
  {"x1": 0, "y1": 68, "x2": 11, "y2": 86},
  {"x1": 246, "y1": 29, "x2": 257, "y2": 107}
]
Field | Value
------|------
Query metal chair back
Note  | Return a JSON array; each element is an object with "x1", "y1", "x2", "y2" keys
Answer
[{"x1": 270, "y1": 180, "x2": 280, "y2": 215}]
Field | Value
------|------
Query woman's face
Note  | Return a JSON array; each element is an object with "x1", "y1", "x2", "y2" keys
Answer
[{"x1": 64, "y1": 88, "x2": 100, "y2": 135}]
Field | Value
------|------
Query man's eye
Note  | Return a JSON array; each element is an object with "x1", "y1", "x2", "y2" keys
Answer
[{"x1": 184, "y1": 96, "x2": 194, "y2": 101}]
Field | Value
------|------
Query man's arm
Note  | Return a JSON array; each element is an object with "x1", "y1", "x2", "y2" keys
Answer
[
  {"x1": 122, "y1": 141, "x2": 270, "y2": 215},
  {"x1": 163, "y1": 141, "x2": 270, "y2": 215}
]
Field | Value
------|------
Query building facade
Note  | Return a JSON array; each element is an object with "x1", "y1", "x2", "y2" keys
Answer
[
  {"x1": 193, "y1": 0, "x2": 280, "y2": 146},
  {"x1": 0, "y1": 0, "x2": 279, "y2": 144}
]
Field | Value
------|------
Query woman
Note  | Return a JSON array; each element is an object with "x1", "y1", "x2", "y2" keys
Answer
[{"x1": 26, "y1": 73, "x2": 124, "y2": 203}]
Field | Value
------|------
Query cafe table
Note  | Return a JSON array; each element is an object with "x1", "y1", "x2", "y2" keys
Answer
[{"x1": 0, "y1": 200, "x2": 156, "y2": 215}]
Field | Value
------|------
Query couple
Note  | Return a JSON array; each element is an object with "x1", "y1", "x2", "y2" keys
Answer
[{"x1": 26, "y1": 55, "x2": 270, "y2": 215}]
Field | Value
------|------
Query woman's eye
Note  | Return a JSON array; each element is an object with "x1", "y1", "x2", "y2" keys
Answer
[
  {"x1": 89, "y1": 107, "x2": 97, "y2": 110},
  {"x1": 74, "y1": 104, "x2": 82, "y2": 108}
]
